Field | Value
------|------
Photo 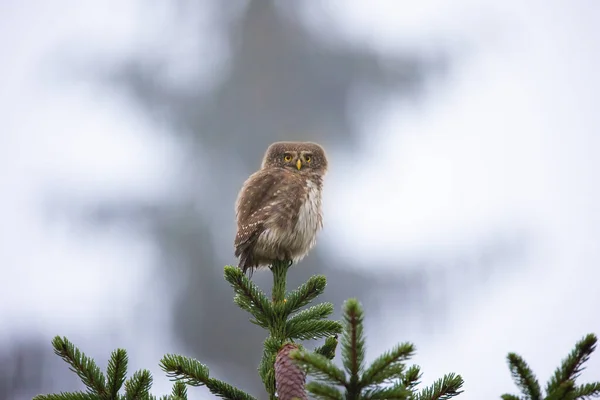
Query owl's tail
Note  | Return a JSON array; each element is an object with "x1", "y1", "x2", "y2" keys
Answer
[{"x1": 237, "y1": 251, "x2": 256, "y2": 278}]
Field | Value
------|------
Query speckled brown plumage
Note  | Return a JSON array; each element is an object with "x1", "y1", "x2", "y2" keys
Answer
[
  {"x1": 234, "y1": 141, "x2": 328, "y2": 275},
  {"x1": 275, "y1": 343, "x2": 308, "y2": 400}
]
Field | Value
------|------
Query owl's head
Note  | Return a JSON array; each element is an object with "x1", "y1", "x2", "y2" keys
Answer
[{"x1": 261, "y1": 141, "x2": 328, "y2": 175}]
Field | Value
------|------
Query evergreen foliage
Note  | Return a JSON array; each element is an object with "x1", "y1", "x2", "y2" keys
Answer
[
  {"x1": 501, "y1": 333, "x2": 600, "y2": 400},
  {"x1": 32, "y1": 259, "x2": 598, "y2": 400},
  {"x1": 290, "y1": 298, "x2": 463, "y2": 400}
]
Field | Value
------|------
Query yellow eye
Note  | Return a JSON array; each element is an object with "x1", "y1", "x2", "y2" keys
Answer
[
  {"x1": 284, "y1": 154, "x2": 292, "y2": 162},
  {"x1": 305, "y1": 155, "x2": 312, "y2": 163}
]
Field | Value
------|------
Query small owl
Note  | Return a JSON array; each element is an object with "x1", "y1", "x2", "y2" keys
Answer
[{"x1": 234, "y1": 141, "x2": 328, "y2": 275}]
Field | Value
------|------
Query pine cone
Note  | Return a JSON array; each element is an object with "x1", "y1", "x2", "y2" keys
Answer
[{"x1": 275, "y1": 343, "x2": 308, "y2": 400}]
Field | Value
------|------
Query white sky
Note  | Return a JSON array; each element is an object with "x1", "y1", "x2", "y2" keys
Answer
[
  {"x1": 1, "y1": 0, "x2": 599, "y2": 399},
  {"x1": 321, "y1": 1, "x2": 600, "y2": 398}
]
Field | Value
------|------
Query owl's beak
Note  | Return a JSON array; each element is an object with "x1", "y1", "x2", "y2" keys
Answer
[{"x1": 296, "y1": 159, "x2": 302, "y2": 170}]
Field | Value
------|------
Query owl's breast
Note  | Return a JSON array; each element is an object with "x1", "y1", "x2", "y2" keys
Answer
[{"x1": 293, "y1": 179, "x2": 323, "y2": 250}]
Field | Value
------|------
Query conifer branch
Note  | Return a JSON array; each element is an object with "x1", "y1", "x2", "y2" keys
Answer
[
  {"x1": 506, "y1": 353, "x2": 542, "y2": 400},
  {"x1": 361, "y1": 342, "x2": 414, "y2": 386},
  {"x1": 107, "y1": 349, "x2": 128, "y2": 398},
  {"x1": 573, "y1": 382, "x2": 600, "y2": 399},
  {"x1": 205, "y1": 380, "x2": 259, "y2": 400},
  {"x1": 500, "y1": 395, "x2": 522, "y2": 400},
  {"x1": 289, "y1": 348, "x2": 347, "y2": 385},
  {"x1": 51, "y1": 336, "x2": 108, "y2": 398},
  {"x1": 124, "y1": 369, "x2": 153, "y2": 400},
  {"x1": 341, "y1": 298, "x2": 366, "y2": 395},
  {"x1": 361, "y1": 383, "x2": 412, "y2": 399},
  {"x1": 289, "y1": 302, "x2": 335, "y2": 322},
  {"x1": 305, "y1": 381, "x2": 344, "y2": 400},
  {"x1": 271, "y1": 260, "x2": 289, "y2": 303},
  {"x1": 286, "y1": 319, "x2": 343, "y2": 340},
  {"x1": 546, "y1": 333, "x2": 597, "y2": 394},
  {"x1": 414, "y1": 373, "x2": 464, "y2": 400},
  {"x1": 314, "y1": 335, "x2": 339, "y2": 360},
  {"x1": 33, "y1": 393, "x2": 101, "y2": 400},
  {"x1": 284, "y1": 275, "x2": 327, "y2": 314},
  {"x1": 545, "y1": 380, "x2": 576, "y2": 400},
  {"x1": 259, "y1": 348, "x2": 278, "y2": 398},
  {"x1": 171, "y1": 381, "x2": 188, "y2": 399},
  {"x1": 224, "y1": 266, "x2": 273, "y2": 328},
  {"x1": 160, "y1": 354, "x2": 256, "y2": 400},
  {"x1": 402, "y1": 365, "x2": 422, "y2": 391},
  {"x1": 160, "y1": 354, "x2": 209, "y2": 386}
]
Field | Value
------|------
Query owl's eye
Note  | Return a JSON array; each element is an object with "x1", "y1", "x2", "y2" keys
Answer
[
  {"x1": 284, "y1": 154, "x2": 292, "y2": 162},
  {"x1": 305, "y1": 155, "x2": 312, "y2": 163}
]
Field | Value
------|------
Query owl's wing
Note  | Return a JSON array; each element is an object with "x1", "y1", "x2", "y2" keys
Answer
[{"x1": 234, "y1": 169, "x2": 300, "y2": 256}]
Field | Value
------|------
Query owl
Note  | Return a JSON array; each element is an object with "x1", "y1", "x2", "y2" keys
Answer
[{"x1": 234, "y1": 141, "x2": 328, "y2": 275}]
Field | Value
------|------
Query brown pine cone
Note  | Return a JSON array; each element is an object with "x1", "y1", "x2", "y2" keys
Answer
[{"x1": 275, "y1": 343, "x2": 308, "y2": 400}]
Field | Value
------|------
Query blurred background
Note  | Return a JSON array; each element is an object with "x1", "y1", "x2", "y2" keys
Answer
[{"x1": 2, "y1": 0, "x2": 599, "y2": 399}]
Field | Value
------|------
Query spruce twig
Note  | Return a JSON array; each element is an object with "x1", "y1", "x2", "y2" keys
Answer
[
  {"x1": 506, "y1": 353, "x2": 542, "y2": 400},
  {"x1": 171, "y1": 381, "x2": 188, "y2": 399},
  {"x1": 224, "y1": 266, "x2": 273, "y2": 329},
  {"x1": 499, "y1": 395, "x2": 522, "y2": 400},
  {"x1": 284, "y1": 275, "x2": 328, "y2": 314},
  {"x1": 314, "y1": 335, "x2": 339, "y2": 360},
  {"x1": 573, "y1": 382, "x2": 600, "y2": 399},
  {"x1": 107, "y1": 349, "x2": 128, "y2": 398},
  {"x1": 34, "y1": 393, "x2": 101, "y2": 400},
  {"x1": 546, "y1": 333, "x2": 597, "y2": 394},
  {"x1": 414, "y1": 373, "x2": 464, "y2": 400},
  {"x1": 342, "y1": 298, "x2": 366, "y2": 398},
  {"x1": 360, "y1": 342, "x2": 414, "y2": 386},
  {"x1": 291, "y1": 298, "x2": 464, "y2": 400},
  {"x1": 50, "y1": 336, "x2": 108, "y2": 398},
  {"x1": 271, "y1": 259, "x2": 289, "y2": 304},
  {"x1": 502, "y1": 333, "x2": 600, "y2": 400},
  {"x1": 160, "y1": 354, "x2": 256, "y2": 400},
  {"x1": 545, "y1": 380, "x2": 576, "y2": 400},
  {"x1": 124, "y1": 369, "x2": 153, "y2": 400}
]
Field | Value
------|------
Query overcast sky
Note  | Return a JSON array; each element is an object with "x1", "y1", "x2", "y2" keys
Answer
[{"x1": 1, "y1": 1, "x2": 599, "y2": 399}]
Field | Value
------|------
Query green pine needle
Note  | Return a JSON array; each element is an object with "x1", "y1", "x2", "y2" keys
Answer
[
  {"x1": 341, "y1": 298, "x2": 366, "y2": 388},
  {"x1": 315, "y1": 335, "x2": 339, "y2": 360},
  {"x1": 305, "y1": 381, "x2": 344, "y2": 400},
  {"x1": 361, "y1": 383, "x2": 412, "y2": 399},
  {"x1": 506, "y1": 353, "x2": 542, "y2": 400},
  {"x1": 361, "y1": 342, "x2": 415, "y2": 386},
  {"x1": 286, "y1": 319, "x2": 343, "y2": 341},
  {"x1": 288, "y1": 302, "x2": 335, "y2": 322},
  {"x1": 171, "y1": 381, "x2": 188, "y2": 399},
  {"x1": 224, "y1": 266, "x2": 273, "y2": 328},
  {"x1": 51, "y1": 336, "x2": 108, "y2": 397},
  {"x1": 107, "y1": 349, "x2": 128, "y2": 398},
  {"x1": 33, "y1": 393, "x2": 101, "y2": 400},
  {"x1": 546, "y1": 333, "x2": 597, "y2": 394},
  {"x1": 259, "y1": 347, "x2": 278, "y2": 396},
  {"x1": 499, "y1": 395, "x2": 522, "y2": 400},
  {"x1": 402, "y1": 365, "x2": 422, "y2": 390},
  {"x1": 284, "y1": 275, "x2": 327, "y2": 314},
  {"x1": 545, "y1": 380, "x2": 576, "y2": 400},
  {"x1": 124, "y1": 369, "x2": 153, "y2": 400},
  {"x1": 160, "y1": 353, "x2": 255, "y2": 399},
  {"x1": 414, "y1": 373, "x2": 464, "y2": 400},
  {"x1": 573, "y1": 382, "x2": 600, "y2": 399},
  {"x1": 160, "y1": 354, "x2": 209, "y2": 386},
  {"x1": 290, "y1": 348, "x2": 347, "y2": 385},
  {"x1": 205, "y1": 379, "x2": 258, "y2": 400}
]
